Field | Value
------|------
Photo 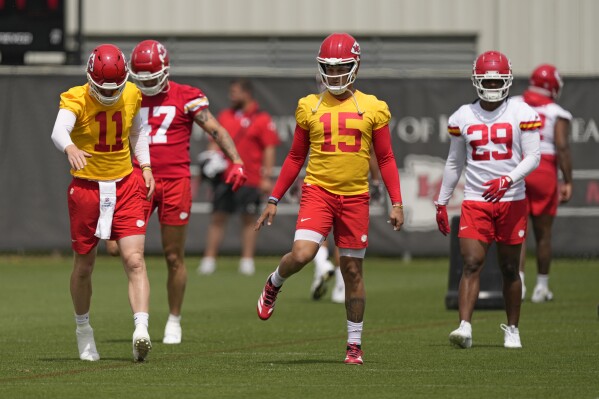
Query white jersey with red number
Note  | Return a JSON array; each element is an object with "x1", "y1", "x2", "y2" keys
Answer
[
  {"x1": 447, "y1": 98, "x2": 541, "y2": 201},
  {"x1": 138, "y1": 81, "x2": 209, "y2": 179},
  {"x1": 512, "y1": 95, "x2": 572, "y2": 155}
]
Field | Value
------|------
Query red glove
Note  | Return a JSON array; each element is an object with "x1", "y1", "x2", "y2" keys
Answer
[
  {"x1": 435, "y1": 202, "x2": 450, "y2": 236},
  {"x1": 482, "y1": 176, "x2": 512, "y2": 203},
  {"x1": 225, "y1": 164, "x2": 247, "y2": 192}
]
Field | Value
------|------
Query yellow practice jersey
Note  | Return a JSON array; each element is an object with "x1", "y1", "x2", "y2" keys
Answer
[
  {"x1": 296, "y1": 90, "x2": 391, "y2": 195},
  {"x1": 59, "y1": 82, "x2": 142, "y2": 180}
]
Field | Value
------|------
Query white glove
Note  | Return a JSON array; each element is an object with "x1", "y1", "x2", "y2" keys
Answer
[{"x1": 197, "y1": 150, "x2": 228, "y2": 179}]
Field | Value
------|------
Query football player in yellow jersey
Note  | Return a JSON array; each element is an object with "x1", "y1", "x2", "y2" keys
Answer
[
  {"x1": 51, "y1": 44, "x2": 156, "y2": 362},
  {"x1": 255, "y1": 33, "x2": 404, "y2": 365}
]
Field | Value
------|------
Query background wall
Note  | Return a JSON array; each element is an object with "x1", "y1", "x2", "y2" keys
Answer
[{"x1": 64, "y1": 0, "x2": 599, "y2": 76}]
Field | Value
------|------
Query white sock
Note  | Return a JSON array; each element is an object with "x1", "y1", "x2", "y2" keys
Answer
[
  {"x1": 75, "y1": 312, "x2": 90, "y2": 328},
  {"x1": 536, "y1": 274, "x2": 549, "y2": 288},
  {"x1": 239, "y1": 257, "x2": 254, "y2": 269},
  {"x1": 335, "y1": 267, "x2": 344, "y2": 288},
  {"x1": 133, "y1": 312, "x2": 149, "y2": 328},
  {"x1": 347, "y1": 321, "x2": 363, "y2": 345},
  {"x1": 201, "y1": 257, "x2": 215, "y2": 268},
  {"x1": 167, "y1": 314, "x2": 181, "y2": 325},
  {"x1": 519, "y1": 271, "x2": 525, "y2": 285},
  {"x1": 269, "y1": 267, "x2": 286, "y2": 287},
  {"x1": 314, "y1": 245, "x2": 329, "y2": 268}
]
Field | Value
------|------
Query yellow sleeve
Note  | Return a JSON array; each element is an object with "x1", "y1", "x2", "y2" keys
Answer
[
  {"x1": 59, "y1": 86, "x2": 86, "y2": 119},
  {"x1": 373, "y1": 99, "x2": 391, "y2": 130},
  {"x1": 295, "y1": 97, "x2": 310, "y2": 130}
]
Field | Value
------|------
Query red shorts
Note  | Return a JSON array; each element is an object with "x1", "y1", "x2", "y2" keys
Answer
[
  {"x1": 147, "y1": 176, "x2": 192, "y2": 226},
  {"x1": 296, "y1": 184, "x2": 369, "y2": 249},
  {"x1": 525, "y1": 154, "x2": 558, "y2": 216},
  {"x1": 68, "y1": 173, "x2": 148, "y2": 254},
  {"x1": 459, "y1": 200, "x2": 528, "y2": 245}
]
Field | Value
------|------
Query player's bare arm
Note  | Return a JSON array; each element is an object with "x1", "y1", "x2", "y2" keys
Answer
[
  {"x1": 555, "y1": 117, "x2": 573, "y2": 202},
  {"x1": 195, "y1": 109, "x2": 243, "y2": 164}
]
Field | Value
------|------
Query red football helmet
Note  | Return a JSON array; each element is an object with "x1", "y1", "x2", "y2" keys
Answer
[
  {"x1": 316, "y1": 32, "x2": 361, "y2": 95},
  {"x1": 529, "y1": 64, "x2": 563, "y2": 99},
  {"x1": 86, "y1": 44, "x2": 129, "y2": 105},
  {"x1": 471, "y1": 51, "x2": 513, "y2": 102},
  {"x1": 129, "y1": 40, "x2": 170, "y2": 96}
]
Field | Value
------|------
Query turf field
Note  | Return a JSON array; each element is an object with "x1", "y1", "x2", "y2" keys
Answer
[{"x1": 0, "y1": 255, "x2": 597, "y2": 398}]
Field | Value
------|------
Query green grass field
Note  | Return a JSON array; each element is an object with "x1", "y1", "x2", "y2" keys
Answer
[{"x1": 0, "y1": 255, "x2": 597, "y2": 399}]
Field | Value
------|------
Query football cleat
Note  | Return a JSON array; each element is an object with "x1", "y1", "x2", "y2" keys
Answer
[
  {"x1": 162, "y1": 321, "x2": 182, "y2": 345},
  {"x1": 344, "y1": 343, "x2": 364, "y2": 365},
  {"x1": 238, "y1": 260, "x2": 255, "y2": 276},
  {"x1": 197, "y1": 258, "x2": 216, "y2": 275},
  {"x1": 257, "y1": 274, "x2": 281, "y2": 320},
  {"x1": 500, "y1": 324, "x2": 522, "y2": 349},
  {"x1": 132, "y1": 327, "x2": 152, "y2": 362},
  {"x1": 449, "y1": 321, "x2": 472, "y2": 349},
  {"x1": 311, "y1": 260, "x2": 335, "y2": 300},
  {"x1": 76, "y1": 325, "x2": 100, "y2": 361},
  {"x1": 331, "y1": 283, "x2": 345, "y2": 304},
  {"x1": 531, "y1": 285, "x2": 553, "y2": 303}
]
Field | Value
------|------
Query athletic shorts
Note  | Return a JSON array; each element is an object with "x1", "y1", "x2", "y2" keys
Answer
[
  {"x1": 525, "y1": 154, "x2": 558, "y2": 216},
  {"x1": 459, "y1": 199, "x2": 527, "y2": 245},
  {"x1": 68, "y1": 172, "x2": 147, "y2": 254},
  {"x1": 147, "y1": 175, "x2": 192, "y2": 226},
  {"x1": 297, "y1": 183, "x2": 370, "y2": 249},
  {"x1": 211, "y1": 181, "x2": 261, "y2": 215}
]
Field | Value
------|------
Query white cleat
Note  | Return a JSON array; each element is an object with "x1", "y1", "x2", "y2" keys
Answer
[
  {"x1": 311, "y1": 260, "x2": 335, "y2": 300},
  {"x1": 531, "y1": 285, "x2": 553, "y2": 303},
  {"x1": 331, "y1": 283, "x2": 345, "y2": 304},
  {"x1": 449, "y1": 321, "x2": 472, "y2": 349},
  {"x1": 197, "y1": 258, "x2": 216, "y2": 275},
  {"x1": 132, "y1": 327, "x2": 152, "y2": 362},
  {"x1": 162, "y1": 321, "x2": 182, "y2": 345},
  {"x1": 500, "y1": 324, "x2": 522, "y2": 349},
  {"x1": 76, "y1": 325, "x2": 100, "y2": 361},
  {"x1": 238, "y1": 262, "x2": 255, "y2": 276}
]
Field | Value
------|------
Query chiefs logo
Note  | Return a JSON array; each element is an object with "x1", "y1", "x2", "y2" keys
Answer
[
  {"x1": 87, "y1": 53, "x2": 95, "y2": 72},
  {"x1": 351, "y1": 41, "x2": 361, "y2": 56},
  {"x1": 157, "y1": 43, "x2": 168, "y2": 65}
]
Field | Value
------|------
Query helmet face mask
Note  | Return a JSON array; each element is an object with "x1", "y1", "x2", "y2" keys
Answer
[
  {"x1": 86, "y1": 44, "x2": 129, "y2": 106},
  {"x1": 529, "y1": 64, "x2": 563, "y2": 99},
  {"x1": 471, "y1": 51, "x2": 513, "y2": 102},
  {"x1": 129, "y1": 40, "x2": 170, "y2": 96},
  {"x1": 316, "y1": 33, "x2": 360, "y2": 95}
]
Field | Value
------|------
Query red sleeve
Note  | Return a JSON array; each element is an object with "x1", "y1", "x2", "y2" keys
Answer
[
  {"x1": 372, "y1": 125, "x2": 403, "y2": 203},
  {"x1": 271, "y1": 124, "x2": 310, "y2": 200}
]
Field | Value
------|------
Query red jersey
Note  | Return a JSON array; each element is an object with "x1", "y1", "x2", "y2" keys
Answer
[
  {"x1": 137, "y1": 81, "x2": 209, "y2": 179},
  {"x1": 217, "y1": 102, "x2": 280, "y2": 187}
]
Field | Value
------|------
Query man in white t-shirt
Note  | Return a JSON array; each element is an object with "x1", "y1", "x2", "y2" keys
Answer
[
  {"x1": 435, "y1": 51, "x2": 541, "y2": 349},
  {"x1": 512, "y1": 64, "x2": 573, "y2": 303}
]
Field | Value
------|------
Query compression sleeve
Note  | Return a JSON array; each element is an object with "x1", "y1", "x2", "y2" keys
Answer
[
  {"x1": 437, "y1": 135, "x2": 466, "y2": 205},
  {"x1": 372, "y1": 125, "x2": 402, "y2": 203},
  {"x1": 51, "y1": 108, "x2": 76, "y2": 152},
  {"x1": 129, "y1": 111, "x2": 151, "y2": 166},
  {"x1": 270, "y1": 124, "x2": 310, "y2": 201},
  {"x1": 507, "y1": 132, "x2": 541, "y2": 184}
]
